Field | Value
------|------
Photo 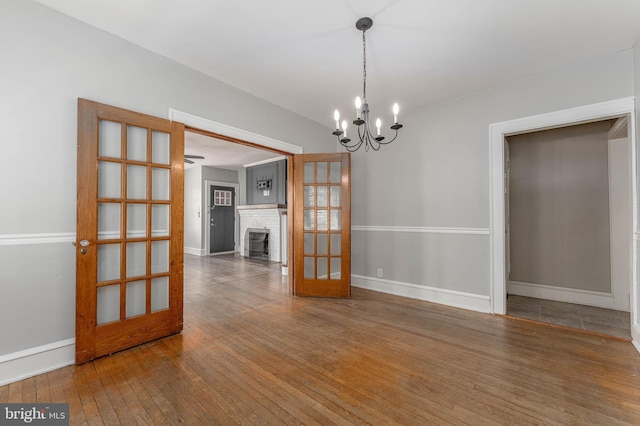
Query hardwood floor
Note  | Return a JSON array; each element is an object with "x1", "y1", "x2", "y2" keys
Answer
[{"x1": 2, "y1": 253, "x2": 640, "y2": 425}]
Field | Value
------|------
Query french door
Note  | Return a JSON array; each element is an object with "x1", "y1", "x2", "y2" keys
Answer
[
  {"x1": 293, "y1": 153, "x2": 351, "y2": 297},
  {"x1": 76, "y1": 99, "x2": 184, "y2": 364}
]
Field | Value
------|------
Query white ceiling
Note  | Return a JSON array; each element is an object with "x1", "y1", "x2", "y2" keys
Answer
[{"x1": 33, "y1": 0, "x2": 640, "y2": 166}]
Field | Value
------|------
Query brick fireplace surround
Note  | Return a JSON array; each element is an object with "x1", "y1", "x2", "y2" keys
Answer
[{"x1": 237, "y1": 204, "x2": 287, "y2": 264}]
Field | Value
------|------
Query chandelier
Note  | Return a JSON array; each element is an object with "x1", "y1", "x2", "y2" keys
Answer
[{"x1": 332, "y1": 17, "x2": 403, "y2": 152}]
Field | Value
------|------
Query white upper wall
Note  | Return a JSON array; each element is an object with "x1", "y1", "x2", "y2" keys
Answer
[
  {"x1": 0, "y1": 0, "x2": 329, "y2": 357},
  {"x1": 0, "y1": 0, "x2": 330, "y2": 236}
]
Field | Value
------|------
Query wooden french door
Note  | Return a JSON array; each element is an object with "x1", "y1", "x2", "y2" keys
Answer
[
  {"x1": 76, "y1": 99, "x2": 184, "y2": 364},
  {"x1": 293, "y1": 153, "x2": 351, "y2": 297}
]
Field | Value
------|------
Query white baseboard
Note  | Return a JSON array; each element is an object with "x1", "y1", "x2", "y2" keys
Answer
[
  {"x1": 0, "y1": 339, "x2": 75, "y2": 387},
  {"x1": 508, "y1": 281, "x2": 621, "y2": 310},
  {"x1": 352, "y1": 275, "x2": 491, "y2": 313},
  {"x1": 184, "y1": 247, "x2": 206, "y2": 256}
]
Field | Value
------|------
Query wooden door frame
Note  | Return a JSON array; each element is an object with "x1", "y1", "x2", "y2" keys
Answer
[
  {"x1": 205, "y1": 180, "x2": 240, "y2": 255},
  {"x1": 169, "y1": 109, "x2": 303, "y2": 292}
]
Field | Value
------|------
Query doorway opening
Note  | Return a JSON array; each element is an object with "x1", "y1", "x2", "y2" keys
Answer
[
  {"x1": 172, "y1": 108, "x2": 300, "y2": 291},
  {"x1": 504, "y1": 118, "x2": 631, "y2": 339},
  {"x1": 489, "y1": 98, "x2": 638, "y2": 345}
]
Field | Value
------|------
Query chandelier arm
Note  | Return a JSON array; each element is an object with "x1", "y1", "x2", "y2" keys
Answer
[
  {"x1": 376, "y1": 129, "x2": 400, "y2": 145},
  {"x1": 338, "y1": 134, "x2": 363, "y2": 152}
]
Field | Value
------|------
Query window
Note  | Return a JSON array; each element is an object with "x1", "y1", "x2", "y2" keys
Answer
[{"x1": 214, "y1": 190, "x2": 232, "y2": 206}]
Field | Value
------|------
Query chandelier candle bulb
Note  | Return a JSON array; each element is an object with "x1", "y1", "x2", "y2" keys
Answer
[
  {"x1": 376, "y1": 118, "x2": 381, "y2": 136},
  {"x1": 341, "y1": 120, "x2": 348, "y2": 138},
  {"x1": 334, "y1": 110, "x2": 340, "y2": 129},
  {"x1": 393, "y1": 103, "x2": 399, "y2": 123},
  {"x1": 355, "y1": 96, "x2": 362, "y2": 118}
]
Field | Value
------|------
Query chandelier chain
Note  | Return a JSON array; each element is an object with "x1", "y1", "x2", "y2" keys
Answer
[{"x1": 362, "y1": 28, "x2": 367, "y2": 100}]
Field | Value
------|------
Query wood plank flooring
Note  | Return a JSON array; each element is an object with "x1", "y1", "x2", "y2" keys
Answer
[{"x1": 2, "y1": 253, "x2": 640, "y2": 425}]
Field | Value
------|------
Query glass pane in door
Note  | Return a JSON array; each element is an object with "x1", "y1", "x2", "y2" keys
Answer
[
  {"x1": 127, "y1": 126, "x2": 147, "y2": 162},
  {"x1": 97, "y1": 285, "x2": 120, "y2": 325},
  {"x1": 127, "y1": 165, "x2": 147, "y2": 199},
  {"x1": 151, "y1": 204, "x2": 170, "y2": 237},
  {"x1": 97, "y1": 244, "x2": 120, "y2": 282},
  {"x1": 126, "y1": 280, "x2": 146, "y2": 318},
  {"x1": 98, "y1": 161, "x2": 121, "y2": 199},
  {"x1": 99, "y1": 120, "x2": 122, "y2": 159},
  {"x1": 126, "y1": 242, "x2": 147, "y2": 278},
  {"x1": 98, "y1": 203, "x2": 121, "y2": 240},
  {"x1": 152, "y1": 168, "x2": 170, "y2": 200},
  {"x1": 152, "y1": 131, "x2": 171, "y2": 165},
  {"x1": 126, "y1": 204, "x2": 147, "y2": 238},
  {"x1": 151, "y1": 277, "x2": 169, "y2": 312}
]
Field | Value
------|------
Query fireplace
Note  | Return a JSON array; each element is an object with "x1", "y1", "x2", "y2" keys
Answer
[
  {"x1": 245, "y1": 228, "x2": 269, "y2": 260},
  {"x1": 237, "y1": 204, "x2": 287, "y2": 263}
]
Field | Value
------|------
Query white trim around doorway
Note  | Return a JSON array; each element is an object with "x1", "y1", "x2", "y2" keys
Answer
[
  {"x1": 489, "y1": 98, "x2": 637, "y2": 338},
  {"x1": 168, "y1": 109, "x2": 303, "y2": 155}
]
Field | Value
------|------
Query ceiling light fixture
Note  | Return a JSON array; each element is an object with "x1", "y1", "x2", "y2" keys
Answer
[{"x1": 332, "y1": 17, "x2": 403, "y2": 152}]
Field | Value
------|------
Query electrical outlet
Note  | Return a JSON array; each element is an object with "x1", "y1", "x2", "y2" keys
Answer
[{"x1": 376, "y1": 268, "x2": 383, "y2": 278}]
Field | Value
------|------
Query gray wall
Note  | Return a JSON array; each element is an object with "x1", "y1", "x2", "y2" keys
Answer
[
  {"x1": 0, "y1": 0, "x2": 329, "y2": 357},
  {"x1": 507, "y1": 122, "x2": 612, "y2": 292},
  {"x1": 245, "y1": 160, "x2": 287, "y2": 205},
  {"x1": 351, "y1": 48, "x2": 634, "y2": 300}
]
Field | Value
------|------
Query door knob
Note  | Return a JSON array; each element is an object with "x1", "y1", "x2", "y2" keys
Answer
[{"x1": 79, "y1": 239, "x2": 89, "y2": 255}]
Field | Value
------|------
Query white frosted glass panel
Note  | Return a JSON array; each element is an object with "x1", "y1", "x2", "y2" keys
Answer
[
  {"x1": 304, "y1": 257, "x2": 314, "y2": 279},
  {"x1": 152, "y1": 204, "x2": 170, "y2": 237},
  {"x1": 304, "y1": 233, "x2": 314, "y2": 255},
  {"x1": 127, "y1": 165, "x2": 147, "y2": 199},
  {"x1": 97, "y1": 285, "x2": 120, "y2": 325},
  {"x1": 317, "y1": 186, "x2": 328, "y2": 207},
  {"x1": 330, "y1": 258, "x2": 341, "y2": 280},
  {"x1": 330, "y1": 210, "x2": 341, "y2": 231},
  {"x1": 127, "y1": 125, "x2": 147, "y2": 162},
  {"x1": 98, "y1": 161, "x2": 121, "y2": 199},
  {"x1": 330, "y1": 186, "x2": 341, "y2": 207},
  {"x1": 303, "y1": 186, "x2": 315, "y2": 207},
  {"x1": 329, "y1": 162, "x2": 341, "y2": 183},
  {"x1": 98, "y1": 244, "x2": 120, "y2": 282},
  {"x1": 126, "y1": 280, "x2": 146, "y2": 318},
  {"x1": 317, "y1": 162, "x2": 327, "y2": 183},
  {"x1": 303, "y1": 210, "x2": 314, "y2": 230},
  {"x1": 98, "y1": 203, "x2": 121, "y2": 240},
  {"x1": 126, "y1": 242, "x2": 146, "y2": 278},
  {"x1": 99, "y1": 120, "x2": 121, "y2": 158},
  {"x1": 151, "y1": 240, "x2": 169, "y2": 274},
  {"x1": 126, "y1": 204, "x2": 147, "y2": 238},
  {"x1": 317, "y1": 210, "x2": 328, "y2": 231},
  {"x1": 152, "y1": 131, "x2": 170, "y2": 165},
  {"x1": 317, "y1": 234, "x2": 328, "y2": 255},
  {"x1": 318, "y1": 258, "x2": 328, "y2": 279},
  {"x1": 304, "y1": 162, "x2": 315, "y2": 183},
  {"x1": 151, "y1": 277, "x2": 169, "y2": 312},
  {"x1": 152, "y1": 168, "x2": 170, "y2": 200},
  {"x1": 330, "y1": 234, "x2": 342, "y2": 256}
]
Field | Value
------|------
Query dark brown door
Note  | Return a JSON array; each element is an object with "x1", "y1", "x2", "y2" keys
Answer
[
  {"x1": 293, "y1": 153, "x2": 351, "y2": 297},
  {"x1": 76, "y1": 99, "x2": 185, "y2": 364}
]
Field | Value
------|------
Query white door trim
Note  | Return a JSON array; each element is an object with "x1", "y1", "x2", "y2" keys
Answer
[
  {"x1": 168, "y1": 109, "x2": 303, "y2": 154},
  {"x1": 489, "y1": 98, "x2": 637, "y2": 333},
  {"x1": 205, "y1": 181, "x2": 240, "y2": 255}
]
